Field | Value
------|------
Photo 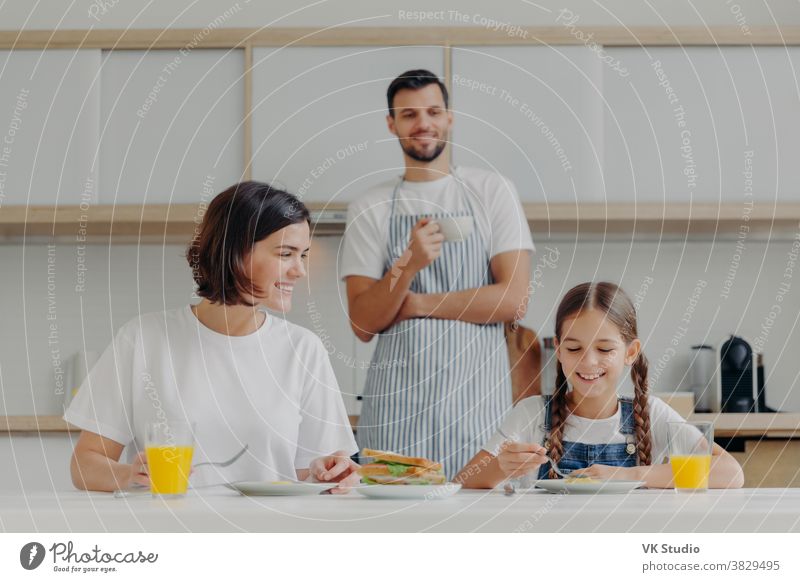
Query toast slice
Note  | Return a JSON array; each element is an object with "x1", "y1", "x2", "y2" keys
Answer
[
  {"x1": 358, "y1": 463, "x2": 431, "y2": 478},
  {"x1": 361, "y1": 448, "x2": 443, "y2": 471},
  {"x1": 358, "y1": 464, "x2": 446, "y2": 485}
]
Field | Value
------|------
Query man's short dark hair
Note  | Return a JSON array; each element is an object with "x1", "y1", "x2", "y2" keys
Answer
[
  {"x1": 187, "y1": 181, "x2": 310, "y2": 306},
  {"x1": 387, "y1": 69, "x2": 449, "y2": 116}
]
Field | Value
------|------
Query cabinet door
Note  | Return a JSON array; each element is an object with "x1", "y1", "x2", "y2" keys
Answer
[
  {"x1": 0, "y1": 50, "x2": 100, "y2": 205},
  {"x1": 0, "y1": 434, "x2": 78, "y2": 492},
  {"x1": 99, "y1": 49, "x2": 245, "y2": 204},
  {"x1": 251, "y1": 46, "x2": 444, "y2": 203},
  {"x1": 450, "y1": 46, "x2": 604, "y2": 202},
  {"x1": 603, "y1": 47, "x2": 800, "y2": 202}
]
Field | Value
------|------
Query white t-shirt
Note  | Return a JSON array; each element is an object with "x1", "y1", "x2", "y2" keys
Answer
[
  {"x1": 482, "y1": 395, "x2": 687, "y2": 468},
  {"x1": 340, "y1": 166, "x2": 535, "y2": 280},
  {"x1": 64, "y1": 306, "x2": 358, "y2": 485}
]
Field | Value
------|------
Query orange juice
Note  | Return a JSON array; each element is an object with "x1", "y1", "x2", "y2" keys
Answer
[
  {"x1": 670, "y1": 454, "x2": 711, "y2": 490},
  {"x1": 146, "y1": 446, "x2": 194, "y2": 495}
]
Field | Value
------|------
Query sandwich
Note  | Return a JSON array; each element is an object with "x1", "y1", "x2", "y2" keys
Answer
[{"x1": 358, "y1": 448, "x2": 446, "y2": 485}]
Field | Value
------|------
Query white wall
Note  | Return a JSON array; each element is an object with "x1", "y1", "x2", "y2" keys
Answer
[
  {"x1": 6, "y1": 232, "x2": 799, "y2": 491},
  {"x1": 0, "y1": 238, "x2": 361, "y2": 415},
  {"x1": 521, "y1": 235, "x2": 800, "y2": 412},
  {"x1": 3, "y1": 233, "x2": 799, "y2": 417}
]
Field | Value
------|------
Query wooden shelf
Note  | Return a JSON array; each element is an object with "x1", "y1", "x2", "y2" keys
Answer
[
  {"x1": 1, "y1": 27, "x2": 798, "y2": 50},
  {"x1": 528, "y1": 202, "x2": 800, "y2": 238},
  {"x1": 0, "y1": 203, "x2": 348, "y2": 242},
  {"x1": 2, "y1": 202, "x2": 799, "y2": 242},
  {"x1": 1, "y1": 416, "x2": 75, "y2": 433}
]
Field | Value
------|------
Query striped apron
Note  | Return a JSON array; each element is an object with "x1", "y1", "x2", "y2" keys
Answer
[{"x1": 357, "y1": 172, "x2": 512, "y2": 479}]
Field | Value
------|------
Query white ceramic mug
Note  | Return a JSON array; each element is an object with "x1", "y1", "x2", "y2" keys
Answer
[{"x1": 436, "y1": 216, "x2": 474, "y2": 242}]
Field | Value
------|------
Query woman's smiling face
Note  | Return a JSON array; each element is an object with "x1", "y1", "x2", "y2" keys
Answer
[
  {"x1": 556, "y1": 308, "x2": 641, "y2": 401},
  {"x1": 242, "y1": 221, "x2": 310, "y2": 312}
]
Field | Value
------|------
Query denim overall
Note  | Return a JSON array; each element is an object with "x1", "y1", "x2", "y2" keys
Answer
[{"x1": 537, "y1": 396, "x2": 638, "y2": 479}]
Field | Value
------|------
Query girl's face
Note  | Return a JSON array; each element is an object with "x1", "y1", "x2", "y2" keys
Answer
[
  {"x1": 242, "y1": 221, "x2": 310, "y2": 312},
  {"x1": 556, "y1": 308, "x2": 641, "y2": 401}
]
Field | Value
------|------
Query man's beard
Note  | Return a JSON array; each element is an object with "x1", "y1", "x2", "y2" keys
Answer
[{"x1": 399, "y1": 135, "x2": 447, "y2": 162}]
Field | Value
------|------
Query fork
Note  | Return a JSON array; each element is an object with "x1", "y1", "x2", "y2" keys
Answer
[
  {"x1": 113, "y1": 444, "x2": 250, "y2": 497},
  {"x1": 496, "y1": 429, "x2": 582, "y2": 494},
  {"x1": 193, "y1": 444, "x2": 249, "y2": 468}
]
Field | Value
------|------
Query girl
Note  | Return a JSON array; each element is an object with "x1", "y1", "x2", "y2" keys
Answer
[
  {"x1": 457, "y1": 281, "x2": 743, "y2": 489},
  {"x1": 66, "y1": 182, "x2": 360, "y2": 493}
]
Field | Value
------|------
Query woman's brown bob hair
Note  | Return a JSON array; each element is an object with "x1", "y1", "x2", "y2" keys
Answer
[{"x1": 187, "y1": 181, "x2": 310, "y2": 306}]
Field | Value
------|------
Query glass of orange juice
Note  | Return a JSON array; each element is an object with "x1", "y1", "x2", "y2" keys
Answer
[
  {"x1": 145, "y1": 420, "x2": 195, "y2": 498},
  {"x1": 667, "y1": 421, "x2": 713, "y2": 492}
]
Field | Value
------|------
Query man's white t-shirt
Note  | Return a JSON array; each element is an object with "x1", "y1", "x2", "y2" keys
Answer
[
  {"x1": 482, "y1": 395, "x2": 687, "y2": 468},
  {"x1": 340, "y1": 166, "x2": 534, "y2": 280},
  {"x1": 64, "y1": 306, "x2": 358, "y2": 485}
]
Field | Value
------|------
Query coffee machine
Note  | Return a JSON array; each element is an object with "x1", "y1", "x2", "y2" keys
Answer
[{"x1": 715, "y1": 335, "x2": 770, "y2": 413}]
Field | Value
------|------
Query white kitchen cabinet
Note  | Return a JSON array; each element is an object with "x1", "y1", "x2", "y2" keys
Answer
[
  {"x1": 251, "y1": 46, "x2": 444, "y2": 204},
  {"x1": 603, "y1": 46, "x2": 800, "y2": 202},
  {"x1": 0, "y1": 434, "x2": 77, "y2": 493},
  {"x1": 99, "y1": 49, "x2": 245, "y2": 204},
  {"x1": 0, "y1": 50, "x2": 100, "y2": 205},
  {"x1": 450, "y1": 46, "x2": 604, "y2": 202}
]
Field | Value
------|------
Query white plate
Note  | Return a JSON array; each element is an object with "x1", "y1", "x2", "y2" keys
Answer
[
  {"x1": 225, "y1": 481, "x2": 334, "y2": 496},
  {"x1": 533, "y1": 479, "x2": 646, "y2": 494},
  {"x1": 355, "y1": 483, "x2": 461, "y2": 500}
]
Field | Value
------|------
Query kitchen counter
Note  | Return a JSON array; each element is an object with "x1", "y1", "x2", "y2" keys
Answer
[
  {"x1": 3, "y1": 487, "x2": 799, "y2": 533},
  {"x1": 689, "y1": 412, "x2": 800, "y2": 438},
  {"x1": 6, "y1": 413, "x2": 800, "y2": 437}
]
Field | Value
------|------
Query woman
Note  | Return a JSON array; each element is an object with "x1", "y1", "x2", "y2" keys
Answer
[{"x1": 66, "y1": 182, "x2": 359, "y2": 492}]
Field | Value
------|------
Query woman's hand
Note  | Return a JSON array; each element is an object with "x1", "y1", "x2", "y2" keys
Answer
[
  {"x1": 496, "y1": 441, "x2": 548, "y2": 479},
  {"x1": 127, "y1": 451, "x2": 151, "y2": 488},
  {"x1": 308, "y1": 451, "x2": 360, "y2": 494},
  {"x1": 569, "y1": 464, "x2": 639, "y2": 481}
]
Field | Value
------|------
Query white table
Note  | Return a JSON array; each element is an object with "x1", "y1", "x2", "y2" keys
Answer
[{"x1": 3, "y1": 488, "x2": 800, "y2": 532}]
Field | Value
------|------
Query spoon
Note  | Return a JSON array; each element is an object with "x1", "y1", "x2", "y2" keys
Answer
[{"x1": 496, "y1": 428, "x2": 522, "y2": 496}]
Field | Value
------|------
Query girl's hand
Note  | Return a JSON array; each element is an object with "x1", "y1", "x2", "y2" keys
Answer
[
  {"x1": 496, "y1": 441, "x2": 548, "y2": 479},
  {"x1": 128, "y1": 452, "x2": 150, "y2": 488},
  {"x1": 308, "y1": 451, "x2": 360, "y2": 494},
  {"x1": 569, "y1": 464, "x2": 640, "y2": 481}
]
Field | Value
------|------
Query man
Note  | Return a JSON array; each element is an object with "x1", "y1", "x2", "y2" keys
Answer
[{"x1": 340, "y1": 69, "x2": 534, "y2": 478}]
